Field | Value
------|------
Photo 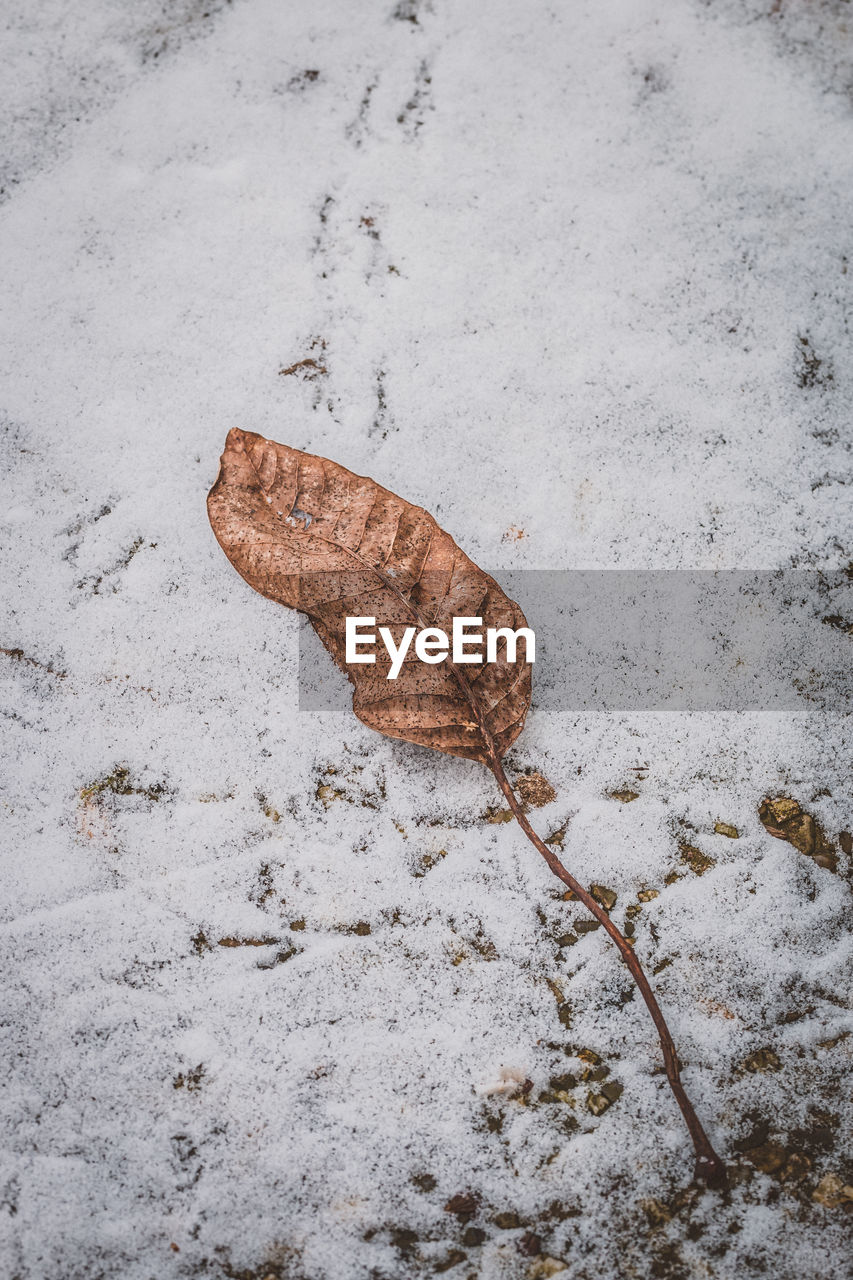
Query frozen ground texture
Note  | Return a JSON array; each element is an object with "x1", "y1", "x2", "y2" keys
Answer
[{"x1": 1, "y1": 0, "x2": 852, "y2": 1277}]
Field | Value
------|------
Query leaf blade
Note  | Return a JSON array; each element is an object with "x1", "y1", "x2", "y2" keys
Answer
[{"x1": 208, "y1": 429, "x2": 532, "y2": 762}]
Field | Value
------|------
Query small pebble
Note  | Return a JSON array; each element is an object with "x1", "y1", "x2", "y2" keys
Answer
[
  {"x1": 812, "y1": 1173, "x2": 853, "y2": 1208},
  {"x1": 517, "y1": 1231, "x2": 542, "y2": 1257},
  {"x1": 444, "y1": 1192, "x2": 478, "y2": 1219},
  {"x1": 742, "y1": 1047, "x2": 781, "y2": 1073},
  {"x1": 590, "y1": 883, "x2": 617, "y2": 910}
]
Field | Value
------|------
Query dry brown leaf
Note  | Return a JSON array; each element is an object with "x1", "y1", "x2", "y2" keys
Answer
[
  {"x1": 207, "y1": 428, "x2": 726, "y2": 1188},
  {"x1": 208, "y1": 429, "x2": 531, "y2": 764}
]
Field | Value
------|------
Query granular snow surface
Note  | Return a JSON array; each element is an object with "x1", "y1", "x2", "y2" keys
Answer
[{"x1": 1, "y1": 2, "x2": 852, "y2": 1278}]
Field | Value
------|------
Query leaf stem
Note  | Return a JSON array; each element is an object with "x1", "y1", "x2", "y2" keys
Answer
[
  {"x1": 362, "y1": 557, "x2": 726, "y2": 1186},
  {"x1": 488, "y1": 751, "x2": 727, "y2": 1189},
  {"x1": 444, "y1": 654, "x2": 726, "y2": 1187}
]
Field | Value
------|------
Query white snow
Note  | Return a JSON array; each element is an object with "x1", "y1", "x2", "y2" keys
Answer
[{"x1": 1, "y1": 1, "x2": 851, "y2": 1277}]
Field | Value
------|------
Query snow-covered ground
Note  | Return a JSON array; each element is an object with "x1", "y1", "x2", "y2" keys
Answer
[{"x1": 1, "y1": 1, "x2": 852, "y2": 1277}]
